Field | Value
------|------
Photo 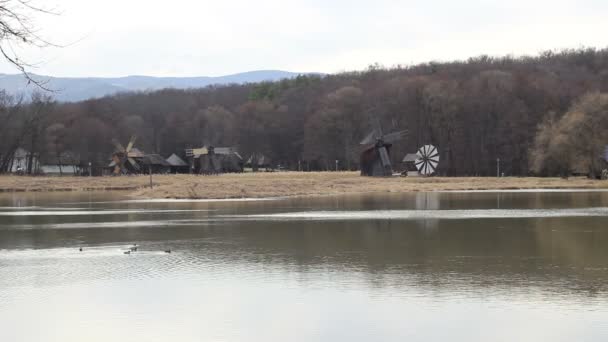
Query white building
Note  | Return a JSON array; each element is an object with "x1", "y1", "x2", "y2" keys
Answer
[{"x1": 7, "y1": 148, "x2": 40, "y2": 174}]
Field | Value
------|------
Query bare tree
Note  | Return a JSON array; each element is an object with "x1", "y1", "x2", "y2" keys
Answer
[
  {"x1": 531, "y1": 92, "x2": 608, "y2": 177},
  {"x1": 0, "y1": 0, "x2": 57, "y2": 89}
]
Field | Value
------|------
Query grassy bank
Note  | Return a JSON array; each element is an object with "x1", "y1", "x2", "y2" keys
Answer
[{"x1": 1, "y1": 172, "x2": 607, "y2": 199}]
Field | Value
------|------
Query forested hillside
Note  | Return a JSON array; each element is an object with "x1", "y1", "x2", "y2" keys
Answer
[
  {"x1": 2, "y1": 48, "x2": 608, "y2": 176},
  {"x1": 0, "y1": 70, "x2": 309, "y2": 102}
]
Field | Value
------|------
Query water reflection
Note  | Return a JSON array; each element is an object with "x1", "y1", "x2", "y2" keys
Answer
[{"x1": 1, "y1": 191, "x2": 608, "y2": 341}]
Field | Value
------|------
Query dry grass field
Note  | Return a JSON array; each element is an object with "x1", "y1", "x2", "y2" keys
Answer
[{"x1": 1, "y1": 172, "x2": 607, "y2": 199}]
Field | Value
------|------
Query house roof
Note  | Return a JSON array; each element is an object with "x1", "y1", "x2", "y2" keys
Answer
[
  {"x1": 214, "y1": 147, "x2": 237, "y2": 155},
  {"x1": 189, "y1": 146, "x2": 241, "y2": 158},
  {"x1": 127, "y1": 148, "x2": 145, "y2": 158},
  {"x1": 140, "y1": 154, "x2": 170, "y2": 166},
  {"x1": 166, "y1": 153, "x2": 188, "y2": 166},
  {"x1": 402, "y1": 153, "x2": 419, "y2": 162}
]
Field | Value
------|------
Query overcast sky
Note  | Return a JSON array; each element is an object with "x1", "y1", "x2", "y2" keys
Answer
[{"x1": 1, "y1": 0, "x2": 607, "y2": 77}]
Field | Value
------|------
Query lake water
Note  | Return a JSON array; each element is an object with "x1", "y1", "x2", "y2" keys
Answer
[{"x1": 2, "y1": 191, "x2": 608, "y2": 341}]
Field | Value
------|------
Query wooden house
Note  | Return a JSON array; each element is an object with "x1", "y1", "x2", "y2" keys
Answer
[
  {"x1": 401, "y1": 153, "x2": 420, "y2": 176},
  {"x1": 166, "y1": 153, "x2": 189, "y2": 173},
  {"x1": 186, "y1": 146, "x2": 243, "y2": 174},
  {"x1": 139, "y1": 154, "x2": 171, "y2": 174}
]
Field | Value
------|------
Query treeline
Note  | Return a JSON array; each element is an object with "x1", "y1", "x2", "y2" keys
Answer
[
  {"x1": 2, "y1": 47, "x2": 608, "y2": 175},
  {"x1": 530, "y1": 92, "x2": 608, "y2": 177}
]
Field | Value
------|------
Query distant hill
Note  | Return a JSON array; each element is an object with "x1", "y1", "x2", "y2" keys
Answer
[{"x1": 0, "y1": 70, "x2": 316, "y2": 102}]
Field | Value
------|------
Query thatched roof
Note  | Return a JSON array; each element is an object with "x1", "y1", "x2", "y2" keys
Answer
[
  {"x1": 140, "y1": 154, "x2": 170, "y2": 166},
  {"x1": 211, "y1": 147, "x2": 241, "y2": 158},
  {"x1": 127, "y1": 148, "x2": 145, "y2": 158},
  {"x1": 166, "y1": 153, "x2": 188, "y2": 166},
  {"x1": 191, "y1": 146, "x2": 242, "y2": 160}
]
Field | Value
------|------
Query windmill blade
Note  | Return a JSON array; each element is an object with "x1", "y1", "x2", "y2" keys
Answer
[
  {"x1": 126, "y1": 136, "x2": 137, "y2": 153},
  {"x1": 417, "y1": 159, "x2": 431, "y2": 175},
  {"x1": 425, "y1": 162, "x2": 432, "y2": 175},
  {"x1": 414, "y1": 158, "x2": 425, "y2": 171},
  {"x1": 360, "y1": 130, "x2": 377, "y2": 145},
  {"x1": 371, "y1": 116, "x2": 383, "y2": 137},
  {"x1": 112, "y1": 138, "x2": 125, "y2": 152},
  {"x1": 378, "y1": 146, "x2": 391, "y2": 168},
  {"x1": 128, "y1": 157, "x2": 140, "y2": 171},
  {"x1": 428, "y1": 154, "x2": 440, "y2": 164},
  {"x1": 422, "y1": 145, "x2": 430, "y2": 156},
  {"x1": 382, "y1": 129, "x2": 408, "y2": 144}
]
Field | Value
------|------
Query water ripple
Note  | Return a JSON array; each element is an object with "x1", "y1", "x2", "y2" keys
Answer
[
  {"x1": 0, "y1": 209, "x2": 216, "y2": 216},
  {"x1": 224, "y1": 207, "x2": 608, "y2": 221}
]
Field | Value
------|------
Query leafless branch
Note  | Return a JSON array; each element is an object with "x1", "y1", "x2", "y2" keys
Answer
[{"x1": 0, "y1": 0, "x2": 59, "y2": 91}]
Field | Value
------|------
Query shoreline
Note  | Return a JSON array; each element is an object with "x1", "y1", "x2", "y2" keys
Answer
[{"x1": 1, "y1": 172, "x2": 608, "y2": 199}]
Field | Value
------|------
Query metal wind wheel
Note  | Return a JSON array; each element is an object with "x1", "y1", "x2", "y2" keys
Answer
[{"x1": 415, "y1": 145, "x2": 439, "y2": 176}]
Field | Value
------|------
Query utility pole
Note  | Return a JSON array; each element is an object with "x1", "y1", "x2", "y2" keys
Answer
[{"x1": 496, "y1": 158, "x2": 500, "y2": 178}]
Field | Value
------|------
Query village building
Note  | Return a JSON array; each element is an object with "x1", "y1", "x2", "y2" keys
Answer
[
  {"x1": 39, "y1": 152, "x2": 81, "y2": 176},
  {"x1": 401, "y1": 153, "x2": 420, "y2": 176},
  {"x1": 166, "y1": 153, "x2": 189, "y2": 174},
  {"x1": 2, "y1": 148, "x2": 40, "y2": 174},
  {"x1": 186, "y1": 146, "x2": 243, "y2": 174}
]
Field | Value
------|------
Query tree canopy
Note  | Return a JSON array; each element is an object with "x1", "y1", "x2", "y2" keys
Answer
[
  {"x1": 531, "y1": 92, "x2": 608, "y2": 177},
  {"x1": 3, "y1": 48, "x2": 608, "y2": 176}
]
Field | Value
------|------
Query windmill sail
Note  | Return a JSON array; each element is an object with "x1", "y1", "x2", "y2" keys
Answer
[
  {"x1": 126, "y1": 136, "x2": 137, "y2": 153},
  {"x1": 382, "y1": 130, "x2": 408, "y2": 144},
  {"x1": 360, "y1": 130, "x2": 378, "y2": 145},
  {"x1": 371, "y1": 117, "x2": 383, "y2": 137},
  {"x1": 112, "y1": 138, "x2": 125, "y2": 152},
  {"x1": 378, "y1": 146, "x2": 391, "y2": 168}
]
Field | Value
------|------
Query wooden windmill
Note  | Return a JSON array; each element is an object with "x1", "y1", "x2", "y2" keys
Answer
[
  {"x1": 359, "y1": 118, "x2": 407, "y2": 177},
  {"x1": 111, "y1": 136, "x2": 142, "y2": 175}
]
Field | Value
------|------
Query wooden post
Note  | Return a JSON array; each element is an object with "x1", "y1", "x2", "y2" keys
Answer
[
  {"x1": 496, "y1": 158, "x2": 500, "y2": 178},
  {"x1": 149, "y1": 165, "x2": 153, "y2": 189}
]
